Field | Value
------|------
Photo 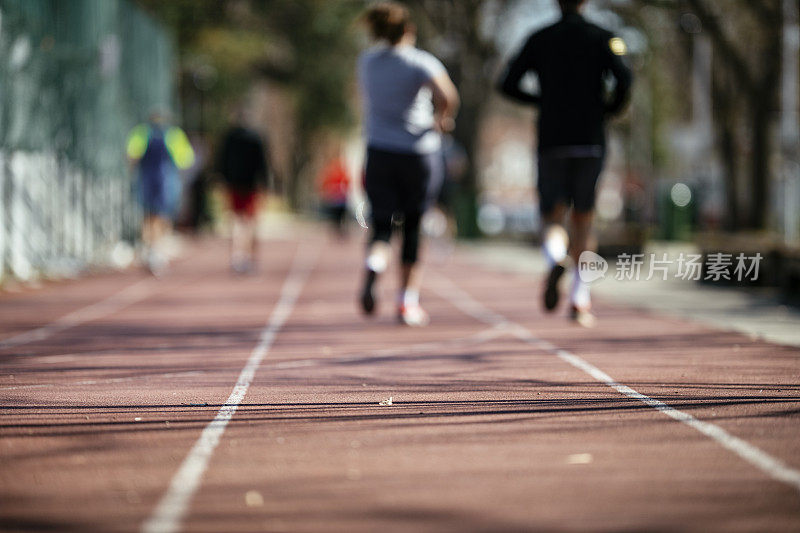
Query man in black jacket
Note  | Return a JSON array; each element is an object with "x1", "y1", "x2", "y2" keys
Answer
[
  {"x1": 217, "y1": 112, "x2": 269, "y2": 274},
  {"x1": 497, "y1": 0, "x2": 632, "y2": 326}
]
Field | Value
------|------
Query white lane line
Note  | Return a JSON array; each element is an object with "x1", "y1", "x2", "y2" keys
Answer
[
  {"x1": 0, "y1": 371, "x2": 204, "y2": 391},
  {"x1": 141, "y1": 243, "x2": 318, "y2": 533},
  {"x1": 0, "y1": 278, "x2": 154, "y2": 350},
  {"x1": 431, "y1": 275, "x2": 800, "y2": 493}
]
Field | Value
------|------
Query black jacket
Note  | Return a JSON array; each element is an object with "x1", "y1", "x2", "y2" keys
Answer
[
  {"x1": 498, "y1": 12, "x2": 632, "y2": 152},
  {"x1": 217, "y1": 126, "x2": 269, "y2": 192}
]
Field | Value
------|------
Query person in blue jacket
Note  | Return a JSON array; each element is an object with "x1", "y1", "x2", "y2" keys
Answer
[{"x1": 127, "y1": 111, "x2": 195, "y2": 275}]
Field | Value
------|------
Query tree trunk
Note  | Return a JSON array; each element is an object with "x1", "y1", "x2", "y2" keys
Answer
[
  {"x1": 748, "y1": 100, "x2": 771, "y2": 229},
  {"x1": 287, "y1": 131, "x2": 311, "y2": 211},
  {"x1": 713, "y1": 62, "x2": 741, "y2": 230},
  {"x1": 719, "y1": 118, "x2": 740, "y2": 230},
  {"x1": 453, "y1": 103, "x2": 482, "y2": 238},
  {"x1": 746, "y1": 20, "x2": 781, "y2": 230}
]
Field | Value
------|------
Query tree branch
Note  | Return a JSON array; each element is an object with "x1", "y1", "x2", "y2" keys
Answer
[{"x1": 685, "y1": 0, "x2": 757, "y2": 94}]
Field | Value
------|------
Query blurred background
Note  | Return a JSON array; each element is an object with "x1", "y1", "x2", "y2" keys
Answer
[{"x1": 0, "y1": 0, "x2": 798, "y2": 298}]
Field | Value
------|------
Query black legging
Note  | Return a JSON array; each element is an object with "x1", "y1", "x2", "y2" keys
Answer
[
  {"x1": 364, "y1": 147, "x2": 442, "y2": 265},
  {"x1": 370, "y1": 211, "x2": 422, "y2": 264}
]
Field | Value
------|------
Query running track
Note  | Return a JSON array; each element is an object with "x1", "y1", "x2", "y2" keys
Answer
[{"x1": 1, "y1": 231, "x2": 799, "y2": 532}]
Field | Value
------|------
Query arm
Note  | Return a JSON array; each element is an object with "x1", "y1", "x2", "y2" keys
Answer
[
  {"x1": 165, "y1": 127, "x2": 195, "y2": 170},
  {"x1": 429, "y1": 71, "x2": 460, "y2": 133},
  {"x1": 604, "y1": 37, "x2": 633, "y2": 116},
  {"x1": 497, "y1": 35, "x2": 541, "y2": 105},
  {"x1": 126, "y1": 124, "x2": 148, "y2": 163}
]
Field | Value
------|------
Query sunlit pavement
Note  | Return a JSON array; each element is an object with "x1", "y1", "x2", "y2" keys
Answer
[
  {"x1": 1, "y1": 224, "x2": 799, "y2": 532},
  {"x1": 464, "y1": 240, "x2": 800, "y2": 348}
]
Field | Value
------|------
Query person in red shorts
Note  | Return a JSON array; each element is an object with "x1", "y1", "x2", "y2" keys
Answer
[
  {"x1": 318, "y1": 148, "x2": 351, "y2": 239},
  {"x1": 217, "y1": 111, "x2": 270, "y2": 274}
]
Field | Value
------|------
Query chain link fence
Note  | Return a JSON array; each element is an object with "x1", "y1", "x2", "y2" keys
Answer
[{"x1": 0, "y1": 0, "x2": 175, "y2": 282}]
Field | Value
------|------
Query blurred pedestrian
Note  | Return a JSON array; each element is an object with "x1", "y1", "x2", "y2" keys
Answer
[
  {"x1": 498, "y1": 0, "x2": 632, "y2": 327},
  {"x1": 127, "y1": 111, "x2": 195, "y2": 276},
  {"x1": 183, "y1": 133, "x2": 214, "y2": 233},
  {"x1": 357, "y1": 1, "x2": 459, "y2": 326},
  {"x1": 318, "y1": 147, "x2": 351, "y2": 239},
  {"x1": 217, "y1": 111, "x2": 269, "y2": 274}
]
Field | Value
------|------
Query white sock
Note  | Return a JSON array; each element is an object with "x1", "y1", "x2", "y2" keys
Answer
[
  {"x1": 366, "y1": 252, "x2": 387, "y2": 273},
  {"x1": 399, "y1": 289, "x2": 419, "y2": 307},
  {"x1": 543, "y1": 229, "x2": 568, "y2": 269},
  {"x1": 570, "y1": 270, "x2": 591, "y2": 310}
]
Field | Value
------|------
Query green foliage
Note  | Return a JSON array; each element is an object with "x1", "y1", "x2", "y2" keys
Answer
[
  {"x1": 135, "y1": 0, "x2": 362, "y2": 137},
  {"x1": 255, "y1": 0, "x2": 363, "y2": 134}
]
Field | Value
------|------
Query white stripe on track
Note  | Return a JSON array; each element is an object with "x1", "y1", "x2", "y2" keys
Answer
[
  {"x1": 432, "y1": 275, "x2": 800, "y2": 493},
  {"x1": 0, "y1": 278, "x2": 154, "y2": 350},
  {"x1": 141, "y1": 244, "x2": 318, "y2": 533}
]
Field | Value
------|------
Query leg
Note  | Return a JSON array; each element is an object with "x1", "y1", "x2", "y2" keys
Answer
[
  {"x1": 153, "y1": 215, "x2": 169, "y2": 244},
  {"x1": 394, "y1": 151, "x2": 434, "y2": 327},
  {"x1": 542, "y1": 203, "x2": 569, "y2": 266},
  {"x1": 399, "y1": 210, "x2": 423, "y2": 294},
  {"x1": 360, "y1": 217, "x2": 392, "y2": 315},
  {"x1": 538, "y1": 154, "x2": 570, "y2": 311},
  {"x1": 565, "y1": 156, "x2": 604, "y2": 325},
  {"x1": 141, "y1": 214, "x2": 155, "y2": 249},
  {"x1": 146, "y1": 214, "x2": 170, "y2": 276},
  {"x1": 397, "y1": 210, "x2": 428, "y2": 326},
  {"x1": 230, "y1": 214, "x2": 243, "y2": 270},
  {"x1": 568, "y1": 210, "x2": 594, "y2": 266},
  {"x1": 247, "y1": 216, "x2": 258, "y2": 266},
  {"x1": 360, "y1": 149, "x2": 398, "y2": 315},
  {"x1": 567, "y1": 209, "x2": 596, "y2": 326}
]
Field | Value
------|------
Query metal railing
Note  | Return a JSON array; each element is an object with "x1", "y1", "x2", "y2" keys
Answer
[{"x1": 0, "y1": 0, "x2": 175, "y2": 282}]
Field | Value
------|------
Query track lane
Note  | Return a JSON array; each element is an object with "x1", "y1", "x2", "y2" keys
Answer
[
  {"x1": 179, "y1": 236, "x2": 799, "y2": 532},
  {"x1": 1, "y1": 231, "x2": 798, "y2": 532},
  {"x1": 0, "y1": 238, "x2": 300, "y2": 531}
]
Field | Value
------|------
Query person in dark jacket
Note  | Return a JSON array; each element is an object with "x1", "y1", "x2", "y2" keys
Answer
[
  {"x1": 217, "y1": 113, "x2": 269, "y2": 274},
  {"x1": 497, "y1": 0, "x2": 632, "y2": 327}
]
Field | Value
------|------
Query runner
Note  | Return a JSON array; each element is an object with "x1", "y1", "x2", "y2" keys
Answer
[
  {"x1": 127, "y1": 111, "x2": 195, "y2": 276},
  {"x1": 497, "y1": 0, "x2": 632, "y2": 327},
  {"x1": 318, "y1": 146, "x2": 351, "y2": 239},
  {"x1": 217, "y1": 110, "x2": 270, "y2": 274},
  {"x1": 357, "y1": 1, "x2": 459, "y2": 326}
]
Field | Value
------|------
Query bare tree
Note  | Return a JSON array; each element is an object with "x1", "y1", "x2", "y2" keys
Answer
[
  {"x1": 411, "y1": 0, "x2": 511, "y2": 237},
  {"x1": 621, "y1": 0, "x2": 784, "y2": 230}
]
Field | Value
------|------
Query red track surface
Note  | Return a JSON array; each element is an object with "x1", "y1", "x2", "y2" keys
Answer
[{"x1": 1, "y1": 232, "x2": 799, "y2": 532}]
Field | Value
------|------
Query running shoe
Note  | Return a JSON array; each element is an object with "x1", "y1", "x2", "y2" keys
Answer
[
  {"x1": 360, "y1": 269, "x2": 377, "y2": 315},
  {"x1": 147, "y1": 251, "x2": 168, "y2": 278},
  {"x1": 398, "y1": 304, "x2": 430, "y2": 327},
  {"x1": 231, "y1": 259, "x2": 255, "y2": 275},
  {"x1": 543, "y1": 263, "x2": 566, "y2": 311},
  {"x1": 570, "y1": 305, "x2": 596, "y2": 328}
]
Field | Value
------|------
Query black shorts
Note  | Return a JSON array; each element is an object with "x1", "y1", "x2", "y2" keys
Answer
[
  {"x1": 364, "y1": 147, "x2": 442, "y2": 221},
  {"x1": 537, "y1": 152, "x2": 604, "y2": 215}
]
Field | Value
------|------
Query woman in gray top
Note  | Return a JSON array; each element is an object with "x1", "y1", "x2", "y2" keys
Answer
[{"x1": 357, "y1": 1, "x2": 459, "y2": 327}]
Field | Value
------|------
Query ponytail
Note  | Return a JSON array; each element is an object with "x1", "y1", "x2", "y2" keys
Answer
[{"x1": 363, "y1": 2, "x2": 410, "y2": 45}]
